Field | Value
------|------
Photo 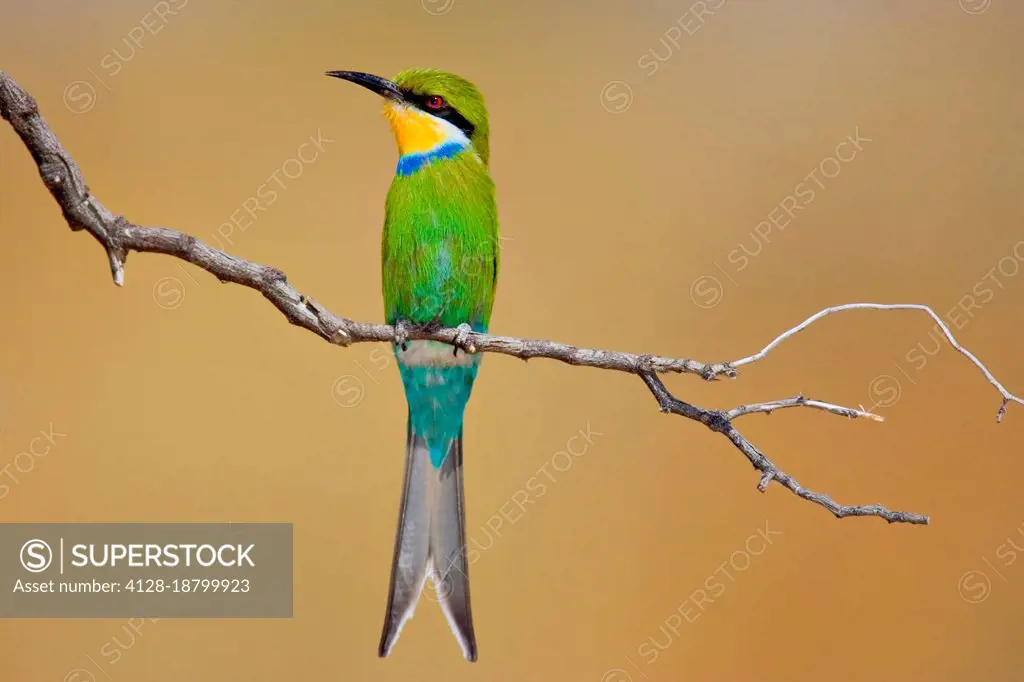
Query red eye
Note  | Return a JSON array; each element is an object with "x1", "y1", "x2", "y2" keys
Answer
[{"x1": 425, "y1": 95, "x2": 444, "y2": 110}]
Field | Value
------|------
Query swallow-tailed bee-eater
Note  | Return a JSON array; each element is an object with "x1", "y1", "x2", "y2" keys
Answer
[{"x1": 327, "y1": 68, "x2": 499, "y2": 661}]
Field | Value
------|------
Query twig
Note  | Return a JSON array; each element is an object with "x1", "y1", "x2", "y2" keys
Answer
[
  {"x1": 4, "y1": 70, "x2": 1019, "y2": 525},
  {"x1": 733, "y1": 303, "x2": 1024, "y2": 422},
  {"x1": 724, "y1": 395, "x2": 883, "y2": 422},
  {"x1": 640, "y1": 375, "x2": 925, "y2": 523}
]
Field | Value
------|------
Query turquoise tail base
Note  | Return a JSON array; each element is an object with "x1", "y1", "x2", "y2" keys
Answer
[{"x1": 397, "y1": 355, "x2": 480, "y2": 468}]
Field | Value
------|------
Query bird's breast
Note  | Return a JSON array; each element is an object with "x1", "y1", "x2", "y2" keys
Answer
[{"x1": 381, "y1": 151, "x2": 498, "y2": 330}]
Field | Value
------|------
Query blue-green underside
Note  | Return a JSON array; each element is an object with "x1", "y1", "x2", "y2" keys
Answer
[{"x1": 397, "y1": 355, "x2": 481, "y2": 467}]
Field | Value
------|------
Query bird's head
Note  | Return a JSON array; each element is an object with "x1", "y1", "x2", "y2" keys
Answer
[{"x1": 327, "y1": 68, "x2": 490, "y2": 166}]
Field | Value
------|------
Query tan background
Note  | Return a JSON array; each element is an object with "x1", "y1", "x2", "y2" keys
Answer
[{"x1": 2, "y1": 0, "x2": 1023, "y2": 680}]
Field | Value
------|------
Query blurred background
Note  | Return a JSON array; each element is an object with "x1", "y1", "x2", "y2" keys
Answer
[{"x1": 2, "y1": 0, "x2": 1023, "y2": 679}]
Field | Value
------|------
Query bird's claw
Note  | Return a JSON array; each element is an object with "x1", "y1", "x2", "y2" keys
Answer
[
  {"x1": 452, "y1": 323, "x2": 476, "y2": 356},
  {"x1": 394, "y1": 319, "x2": 411, "y2": 352}
]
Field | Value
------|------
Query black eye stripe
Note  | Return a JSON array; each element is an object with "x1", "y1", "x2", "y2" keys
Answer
[{"x1": 402, "y1": 90, "x2": 476, "y2": 139}]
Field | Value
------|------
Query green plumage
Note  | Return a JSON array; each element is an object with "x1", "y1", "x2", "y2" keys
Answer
[
  {"x1": 329, "y1": 66, "x2": 496, "y2": 660},
  {"x1": 382, "y1": 151, "x2": 498, "y2": 329}
]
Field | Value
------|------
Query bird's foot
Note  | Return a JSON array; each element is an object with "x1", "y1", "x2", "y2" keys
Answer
[
  {"x1": 452, "y1": 323, "x2": 477, "y2": 357},
  {"x1": 393, "y1": 319, "x2": 411, "y2": 352}
]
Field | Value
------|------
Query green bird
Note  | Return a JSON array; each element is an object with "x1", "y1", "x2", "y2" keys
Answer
[{"x1": 327, "y1": 68, "x2": 499, "y2": 661}]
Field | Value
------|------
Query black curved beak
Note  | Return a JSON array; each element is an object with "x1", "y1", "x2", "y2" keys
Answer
[{"x1": 326, "y1": 71, "x2": 404, "y2": 102}]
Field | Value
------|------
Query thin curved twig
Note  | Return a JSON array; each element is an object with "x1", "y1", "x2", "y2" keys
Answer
[{"x1": 732, "y1": 302, "x2": 1023, "y2": 422}]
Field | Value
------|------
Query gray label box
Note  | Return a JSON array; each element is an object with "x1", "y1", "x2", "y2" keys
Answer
[{"x1": 0, "y1": 523, "x2": 292, "y2": 617}]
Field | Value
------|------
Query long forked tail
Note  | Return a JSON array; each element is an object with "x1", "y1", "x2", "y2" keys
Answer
[{"x1": 378, "y1": 420, "x2": 476, "y2": 661}]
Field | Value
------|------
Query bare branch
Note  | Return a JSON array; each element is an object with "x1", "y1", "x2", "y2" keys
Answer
[
  {"x1": 732, "y1": 302, "x2": 1024, "y2": 421},
  {"x1": 640, "y1": 375, "x2": 925, "y2": 524},
  {"x1": 724, "y1": 395, "x2": 884, "y2": 422},
  {"x1": 3, "y1": 70, "x2": 1017, "y2": 526}
]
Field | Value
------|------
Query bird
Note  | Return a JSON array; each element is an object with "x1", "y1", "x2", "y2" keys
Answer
[{"x1": 327, "y1": 68, "x2": 499, "y2": 662}]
